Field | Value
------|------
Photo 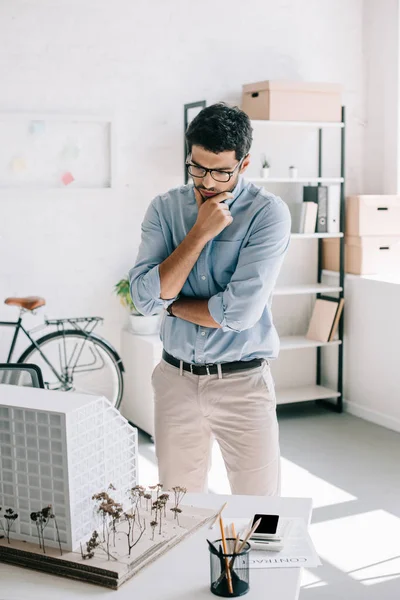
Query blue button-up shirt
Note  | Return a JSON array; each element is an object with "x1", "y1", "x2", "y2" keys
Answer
[{"x1": 129, "y1": 176, "x2": 291, "y2": 364}]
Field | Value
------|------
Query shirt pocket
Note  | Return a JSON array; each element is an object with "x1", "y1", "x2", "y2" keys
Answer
[{"x1": 211, "y1": 240, "x2": 243, "y2": 289}]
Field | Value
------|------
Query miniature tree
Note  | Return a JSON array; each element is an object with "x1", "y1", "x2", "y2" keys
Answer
[
  {"x1": 122, "y1": 511, "x2": 146, "y2": 556},
  {"x1": 152, "y1": 500, "x2": 165, "y2": 535},
  {"x1": 30, "y1": 505, "x2": 62, "y2": 555},
  {"x1": 158, "y1": 493, "x2": 170, "y2": 518},
  {"x1": 92, "y1": 486, "x2": 123, "y2": 559},
  {"x1": 170, "y1": 487, "x2": 187, "y2": 525},
  {"x1": 144, "y1": 493, "x2": 152, "y2": 511},
  {"x1": 149, "y1": 483, "x2": 163, "y2": 504},
  {"x1": 150, "y1": 520, "x2": 158, "y2": 541},
  {"x1": 80, "y1": 530, "x2": 100, "y2": 559},
  {"x1": 170, "y1": 506, "x2": 182, "y2": 526},
  {"x1": 46, "y1": 506, "x2": 63, "y2": 555},
  {"x1": 0, "y1": 507, "x2": 18, "y2": 544},
  {"x1": 129, "y1": 485, "x2": 145, "y2": 508},
  {"x1": 127, "y1": 485, "x2": 145, "y2": 527},
  {"x1": 30, "y1": 510, "x2": 45, "y2": 551}
]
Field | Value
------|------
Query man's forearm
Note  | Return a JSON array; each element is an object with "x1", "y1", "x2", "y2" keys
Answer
[
  {"x1": 171, "y1": 297, "x2": 221, "y2": 328},
  {"x1": 159, "y1": 228, "x2": 207, "y2": 300}
]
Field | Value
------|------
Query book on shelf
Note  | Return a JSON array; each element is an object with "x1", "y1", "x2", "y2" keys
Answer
[{"x1": 306, "y1": 298, "x2": 345, "y2": 342}]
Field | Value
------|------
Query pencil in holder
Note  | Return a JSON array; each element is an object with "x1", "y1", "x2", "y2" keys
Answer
[{"x1": 209, "y1": 538, "x2": 250, "y2": 597}]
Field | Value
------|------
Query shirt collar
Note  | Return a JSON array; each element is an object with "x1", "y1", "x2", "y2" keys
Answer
[{"x1": 225, "y1": 175, "x2": 245, "y2": 207}]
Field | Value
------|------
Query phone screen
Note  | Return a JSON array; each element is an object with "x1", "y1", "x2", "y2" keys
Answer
[{"x1": 252, "y1": 514, "x2": 279, "y2": 535}]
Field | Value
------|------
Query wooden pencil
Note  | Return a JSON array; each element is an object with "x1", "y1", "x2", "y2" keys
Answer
[
  {"x1": 219, "y1": 515, "x2": 233, "y2": 595},
  {"x1": 209, "y1": 502, "x2": 228, "y2": 530},
  {"x1": 231, "y1": 523, "x2": 240, "y2": 554},
  {"x1": 235, "y1": 518, "x2": 262, "y2": 555}
]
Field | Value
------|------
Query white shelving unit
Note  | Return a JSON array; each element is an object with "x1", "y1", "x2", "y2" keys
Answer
[
  {"x1": 291, "y1": 233, "x2": 343, "y2": 239},
  {"x1": 273, "y1": 284, "x2": 342, "y2": 296},
  {"x1": 280, "y1": 336, "x2": 342, "y2": 351},
  {"x1": 250, "y1": 114, "x2": 345, "y2": 410},
  {"x1": 277, "y1": 385, "x2": 341, "y2": 406},
  {"x1": 251, "y1": 119, "x2": 344, "y2": 129},
  {"x1": 248, "y1": 177, "x2": 344, "y2": 184}
]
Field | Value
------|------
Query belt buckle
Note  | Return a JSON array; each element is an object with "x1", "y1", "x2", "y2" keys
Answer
[{"x1": 205, "y1": 363, "x2": 215, "y2": 376}]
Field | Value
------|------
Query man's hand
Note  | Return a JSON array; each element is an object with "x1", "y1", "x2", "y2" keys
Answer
[
  {"x1": 192, "y1": 189, "x2": 234, "y2": 243},
  {"x1": 158, "y1": 188, "x2": 234, "y2": 300}
]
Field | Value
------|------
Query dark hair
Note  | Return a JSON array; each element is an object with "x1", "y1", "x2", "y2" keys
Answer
[{"x1": 185, "y1": 103, "x2": 253, "y2": 161}]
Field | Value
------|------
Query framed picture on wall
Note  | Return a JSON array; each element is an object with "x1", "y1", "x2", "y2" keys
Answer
[
  {"x1": 183, "y1": 101, "x2": 206, "y2": 184},
  {"x1": 0, "y1": 112, "x2": 116, "y2": 190}
]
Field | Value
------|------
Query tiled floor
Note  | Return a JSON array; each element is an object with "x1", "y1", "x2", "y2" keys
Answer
[{"x1": 138, "y1": 403, "x2": 400, "y2": 599}]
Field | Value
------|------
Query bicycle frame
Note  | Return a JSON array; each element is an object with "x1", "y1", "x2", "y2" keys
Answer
[
  {"x1": 0, "y1": 315, "x2": 64, "y2": 382},
  {"x1": 0, "y1": 316, "x2": 29, "y2": 363}
]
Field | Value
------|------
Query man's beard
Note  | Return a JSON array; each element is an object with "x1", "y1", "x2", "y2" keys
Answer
[{"x1": 195, "y1": 176, "x2": 239, "y2": 202}]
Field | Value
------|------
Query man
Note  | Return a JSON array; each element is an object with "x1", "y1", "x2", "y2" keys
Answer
[{"x1": 130, "y1": 103, "x2": 291, "y2": 496}]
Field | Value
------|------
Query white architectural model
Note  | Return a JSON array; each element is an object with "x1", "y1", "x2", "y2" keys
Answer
[{"x1": 0, "y1": 384, "x2": 137, "y2": 552}]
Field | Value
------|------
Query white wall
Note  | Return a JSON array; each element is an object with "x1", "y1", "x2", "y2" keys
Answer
[
  {"x1": 339, "y1": 0, "x2": 400, "y2": 432},
  {"x1": 0, "y1": 0, "x2": 364, "y2": 362},
  {"x1": 363, "y1": 0, "x2": 400, "y2": 194}
]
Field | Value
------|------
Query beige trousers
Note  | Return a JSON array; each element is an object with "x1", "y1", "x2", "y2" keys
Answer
[{"x1": 151, "y1": 358, "x2": 280, "y2": 496}]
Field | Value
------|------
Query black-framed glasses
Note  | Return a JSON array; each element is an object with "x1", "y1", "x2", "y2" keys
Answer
[{"x1": 186, "y1": 156, "x2": 245, "y2": 183}]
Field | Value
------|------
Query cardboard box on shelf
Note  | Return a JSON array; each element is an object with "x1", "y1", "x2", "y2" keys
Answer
[
  {"x1": 241, "y1": 80, "x2": 342, "y2": 122},
  {"x1": 347, "y1": 195, "x2": 400, "y2": 236},
  {"x1": 323, "y1": 236, "x2": 400, "y2": 275}
]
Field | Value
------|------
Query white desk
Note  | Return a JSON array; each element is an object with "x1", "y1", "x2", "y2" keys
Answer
[{"x1": 0, "y1": 494, "x2": 312, "y2": 600}]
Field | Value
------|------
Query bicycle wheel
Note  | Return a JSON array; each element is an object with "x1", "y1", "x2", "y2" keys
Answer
[{"x1": 18, "y1": 330, "x2": 124, "y2": 409}]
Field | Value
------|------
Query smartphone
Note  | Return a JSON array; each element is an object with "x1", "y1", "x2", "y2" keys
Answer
[{"x1": 251, "y1": 514, "x2": 280, "y2": 536}]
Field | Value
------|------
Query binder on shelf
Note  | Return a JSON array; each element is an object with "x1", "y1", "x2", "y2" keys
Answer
[
  {"x1": 316, "y1": 187, "x2": 328, "y2": 233},
  {"x1": 306, "y1": 298, "x2": 344, "y2": 343},
  {"x1": 303, "y1": 185, "x2": 328, "y2": 233},
  {"x1": 327, "y1": 185, "x2": 341, "y2": 233},
  {"x1": 300, "y1": 202, "x2": 318, "y2": 233}
]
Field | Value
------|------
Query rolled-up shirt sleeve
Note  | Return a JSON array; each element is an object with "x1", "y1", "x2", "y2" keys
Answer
[
  {"x1": 129, "y1": 199, "x2": 177, "y2": 316},
  {"x1": 208, "y1": 198, "x2": 291, "y2": 332}
]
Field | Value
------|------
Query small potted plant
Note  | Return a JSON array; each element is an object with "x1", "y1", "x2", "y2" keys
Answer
[
  {"x1": 260, "y1": 154, "x2": 270, "y2": 179},
  {"x1": 114, "y1": 277, "x2": 161, "y2": 335},
  {"x1": 289, "y1": 165, "x2": 298, "y2": 179}
]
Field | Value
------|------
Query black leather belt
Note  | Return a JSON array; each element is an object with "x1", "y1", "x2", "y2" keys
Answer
[{"x1": 162, "y1": 350, "x2": 263, "y2": 376}]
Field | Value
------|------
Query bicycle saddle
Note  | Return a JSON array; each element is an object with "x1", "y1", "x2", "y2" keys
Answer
[{"x1": 5, "y1": 296, "x2": 46, "y2": 311}]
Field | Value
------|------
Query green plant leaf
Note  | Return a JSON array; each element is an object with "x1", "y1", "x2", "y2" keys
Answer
[{"x1": 113, "y1": 277, "x2": 138, "y2": 313}]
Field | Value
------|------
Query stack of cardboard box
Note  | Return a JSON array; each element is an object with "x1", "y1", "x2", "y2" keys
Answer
[{"x1": 323, "y1": 196, "x2": 400, "y2": 275}]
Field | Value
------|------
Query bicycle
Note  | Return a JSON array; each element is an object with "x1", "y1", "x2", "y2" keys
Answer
[{"x1": 0, "y1": 296, "x2": 124, "y2": 409}]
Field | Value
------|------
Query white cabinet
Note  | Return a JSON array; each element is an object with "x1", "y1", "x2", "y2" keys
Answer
[{"x1": 119, "y1": 329, "x2": 163, "y2": 437}]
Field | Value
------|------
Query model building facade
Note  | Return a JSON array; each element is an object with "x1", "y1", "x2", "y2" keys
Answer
[{"x1": 0, "y1": 385, "x2": 137, "y2": 551}]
